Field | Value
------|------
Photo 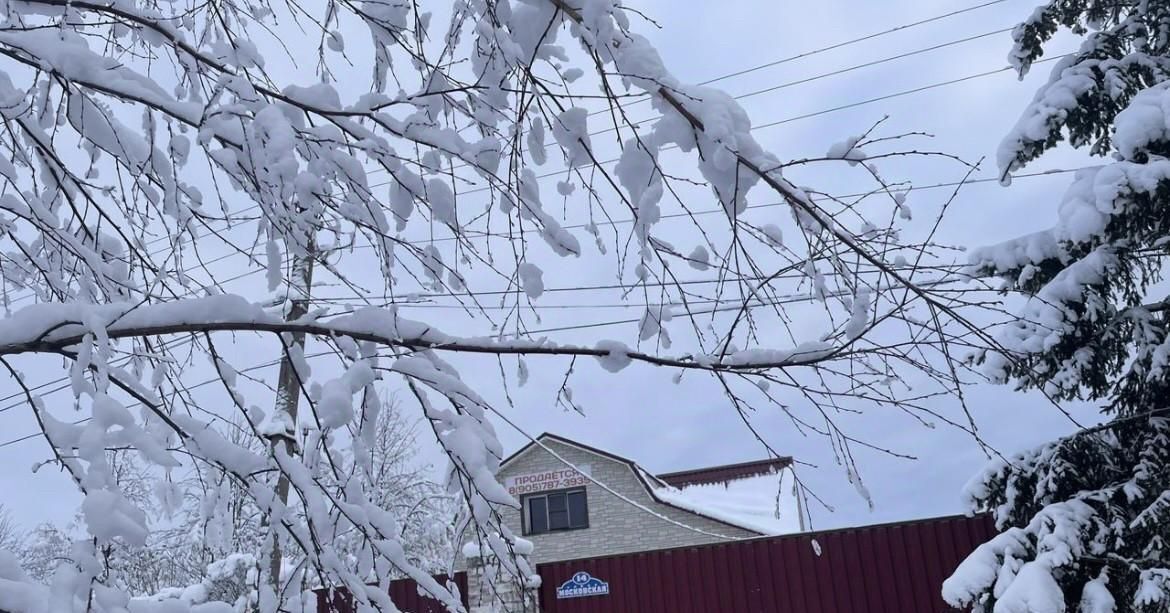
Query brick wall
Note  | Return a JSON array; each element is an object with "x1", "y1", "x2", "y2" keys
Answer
[
  {"x1": 465, "y1": 560, "x2": 539, "y2": 613},
  {"x1": 497, "y1": 439, "x2": 758, "y2": 565}
]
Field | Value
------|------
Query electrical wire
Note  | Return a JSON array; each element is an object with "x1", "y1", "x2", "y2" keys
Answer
[
  {"x1": 0, "y1": 1, "x2": 1035, "y2": 308},
  {"x1": 146, "y1": 0, "x2": 1020, "y2": 248},
  {"x1": 0, "y1": 163, "x2": 1095, "y2": 415},
  {"x1": 0, "y1": 273, "x2": 974, "y2": 449},
  {"x1": 0, "y1": 21, "x2": 1028, "y2": 313},
  {"x1": 0, "y1": 3, "x2": 1084, "y2": 445},
  {"x1": 715, "y1": 27, "x2": 1015, "y2": 104},
  {"x1": 366, "y1": 52, "x2": 1070, "y2": 194},
  {"x1": 307, "y1": 263, "x2": 969, "y2": 302},
  {"x1": 365, "y1": 22, "x2": 1026, "y2": 180},
  {"x1": 687, "y1": 0, "x2": 1015, "y2": 87},
  {"x1": 577, "y1": 0, "x2": 1018, "y2": 119},
  {"x1": 331, "y1": 165, "x2": 1094, "y2": 252}
]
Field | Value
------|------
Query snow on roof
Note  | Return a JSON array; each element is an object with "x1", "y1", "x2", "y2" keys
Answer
[{"x1": 650, "y1": 471, "x2": 801, "y2": 536}]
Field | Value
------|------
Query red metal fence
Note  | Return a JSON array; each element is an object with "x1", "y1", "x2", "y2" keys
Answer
[
  {"x1": 536, "y1": 514, "x2": 995, "y2": 613},
  {"x1": 315, "y1": 572, "x2": 469, "y2": 613},
  {"x1": 314, "y1": 515, "x2": 994, "y2": 612}
]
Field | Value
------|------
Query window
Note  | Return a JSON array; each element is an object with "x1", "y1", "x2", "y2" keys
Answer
[{"x1": 523, "y1": 488, "x2": 588, "y2": 535}]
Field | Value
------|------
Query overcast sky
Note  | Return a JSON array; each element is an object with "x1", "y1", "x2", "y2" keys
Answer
[{"x1": 0, "y1": 0, "x2": 1108, "y2": 538}]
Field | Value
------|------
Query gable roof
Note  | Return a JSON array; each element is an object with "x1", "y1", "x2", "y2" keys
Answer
[
  {"x1": 499, "y1": 433, "x2": 794, "y2": 537},
  {"x1": 499, "y1": 432, "x2": 642, "y2": 474}
]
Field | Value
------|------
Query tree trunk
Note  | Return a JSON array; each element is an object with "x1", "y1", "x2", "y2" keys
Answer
[{"x1": 267, "y1": 250, "x2": 314, "y2": 592}]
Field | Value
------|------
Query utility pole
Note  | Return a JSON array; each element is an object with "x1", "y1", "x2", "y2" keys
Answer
[
  {"x1": 267, "y1": 249, "x2": 314, "y2": 591},
  {"x1": 792, "y1": 466, "x2": 807, "y2": 533}
]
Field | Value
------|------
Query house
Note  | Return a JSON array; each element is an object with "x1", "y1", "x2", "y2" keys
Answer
[
  {"x1": 460, "y1": 432, "x2": 802, "y2": 610},
  {"x1": 487, "y1": 432, "x2": 801, "y2": 565}
]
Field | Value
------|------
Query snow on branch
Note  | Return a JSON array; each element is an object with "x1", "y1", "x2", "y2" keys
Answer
[
  {"x1": 0, "y1": 0, "x2": 986, "y2": 610},
  {"x1": 0, "y1": 295, "x2": 878, "y2": 371}
]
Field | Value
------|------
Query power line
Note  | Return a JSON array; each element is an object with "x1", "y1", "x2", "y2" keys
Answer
[
  {"x1": 365, "y1": 22, "x2": 1024, "y2": 181},
  {"x1": 390, "y1": 164, "x2": 1092, "y2": 246},
  {"x1": 0, "y1": 259, "x2": 967, "y2": 409},
  {"x1": 307, "y1": 263, "x2": 968, "y2": 303},
  {"x1": 8, "y1": 158, "x2": 1085, "y2": 331},
  {"x1": 644, "y1": 165, "x2": 1090, "y2": 227},
  {"x1": 0, "y1": 344, "x2": 349, "y2": 443},
  {"x1": 1, "y1": 160, "x2": 1092, "y2": 405},
  {"x1": 689, "y1": 0, "x2": 1015, "y2": 87},
  {"x1": 0, "y1": 26, "x2": 1014, "y2": 313},
  {"x1": 578, "y1": 0, "x2": 1017, "y2": 121},
  {"x1": 0, "y1": 259, "x2": 312, "y2": 408},
  {"x1": 0, "y1": 335, "x2": 197, "y2": 408},
  {"x1": 367, "y1": 51, "x2": 1068, "y2": 194},
  {"x1": 0, "y1": 168, "x2": 1033, "y2": 408},
  {"x1": 0, "y1": 260, "x2": 976, "y2": 411},
  {"x1": 1, "y1": 160, "x2": 1089, "y2": 347},
  {"x1": 0, "y1": 14, "x2": 1027, "y2": 311},
  {"x1": 147, "y1": 162, "x2": 1088, "y2": 308},
  {"x1": 0, "y1": 418, "x2": 86, "y2": 449},
  {"x1": 493, "y1": 277, "x2": 974, "y2": 337},
  {"x1": 0, "y1": 273, "x2": 976, "y2": 449},
  {"x1": 140, "y1": 154, "x2": 1087, "y2": 305},
  {"x1": 0, "y1": 255, "x2": 987, "y2": 416},
  {"x1": 0, "y1": 50, "x2": 1090, "y2": 422},
  {"x1": 720, "y1": 27, "x2": 1014, "y2": 104},
  {"x1": 751, "y1": 61, "x2": 1054, "y2": 131},
  {"x1": 573, "y1": 26, "x2": 1017, "y2": 141}
]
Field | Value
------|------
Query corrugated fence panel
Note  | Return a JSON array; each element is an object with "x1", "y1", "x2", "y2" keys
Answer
[
  {"x1": 537, "y1": 514, "x2": 995, "y2": 613},
  {"x1": 315, "y1": 573, "x2": 468, "y2": 613}
]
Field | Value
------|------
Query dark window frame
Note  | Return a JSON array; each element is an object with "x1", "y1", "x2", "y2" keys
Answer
[{"x1": 521, "y1": 487, "x2": 589, "y2": 535}]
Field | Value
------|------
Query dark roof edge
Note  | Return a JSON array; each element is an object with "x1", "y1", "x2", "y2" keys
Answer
[{"x1": 657, "y1": 457, "x2": 793, "y2": 488}]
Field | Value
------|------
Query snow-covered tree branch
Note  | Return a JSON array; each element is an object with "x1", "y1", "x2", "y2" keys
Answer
[{"x1": 0, "y1": 0, "x2": 988, "y2": 610}]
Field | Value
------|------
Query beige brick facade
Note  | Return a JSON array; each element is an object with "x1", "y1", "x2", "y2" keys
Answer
[{"x1": 496, "y1": 437, "x2": 759, "y2": 565}]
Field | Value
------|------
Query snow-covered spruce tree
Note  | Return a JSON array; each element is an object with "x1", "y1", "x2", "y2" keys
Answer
[
  {"x1": 0, "y1": 0, "x2": 984, "y2": 611},
  {"x1": 944, "y1": 3, "x2": 1170, "y2": 612}
]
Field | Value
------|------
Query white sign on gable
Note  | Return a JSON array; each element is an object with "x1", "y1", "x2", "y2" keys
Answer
[{"x1": 504, "y1": 465, "x2": 591, "y2": 497}]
